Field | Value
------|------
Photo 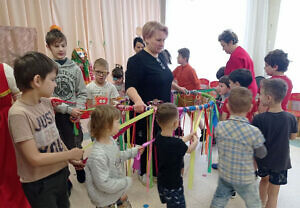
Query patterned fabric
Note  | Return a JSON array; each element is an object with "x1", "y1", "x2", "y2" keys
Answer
[
  {"x1": 71, "y1": 48, "x2": 93, "y2": 84},
  {"x1": 158, "y1": 185, "x2": 186, "y2": 208},
  {"x1": 257, "y1": 168, "x2": 288, "y2": 185},
  {"x1": 215, "y1": 115, "x2": 265, "y2": 184},
  {"x1": 0, "y1": 26, "x2": 37, "y2": 67}
]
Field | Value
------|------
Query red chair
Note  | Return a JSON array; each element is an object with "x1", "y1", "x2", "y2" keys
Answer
[
  {"x1": 210, "y1": 81, "x2": 219, "y2": 88},
  {"x1": 199, "y1": 78, "x2": 210, "y2": 89},
  {"x1": 209, "y1": 81, "x2": 219, "y2": 98},
  {"x1": 287, "y1": 93, "x2": 300, "y2": 136}
]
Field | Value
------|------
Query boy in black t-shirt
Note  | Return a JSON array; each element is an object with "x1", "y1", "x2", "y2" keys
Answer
[
  {"x1": 252, "y1": 79, "x2": 298, "y2": 208},
  {"x1": 155, "y1": 103, "x2": 198, "y2": 208}
]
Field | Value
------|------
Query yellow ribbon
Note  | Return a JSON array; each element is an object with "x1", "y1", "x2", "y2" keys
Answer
[
  {"x1": 83, "y1": 108, "x2": 154, "y2": 150},
  {"x1": 126, "y1": 111, "x2": 132, "y2": 176},
  {"x1": 188, "y1": 109, "x2": 204, "y2": 189},
  {"x1": 120, "y1": 108, "x2": 154, "y2": 129},
  {"x1": 0, "y1": 89, "x2": 11, "y2": 97}
]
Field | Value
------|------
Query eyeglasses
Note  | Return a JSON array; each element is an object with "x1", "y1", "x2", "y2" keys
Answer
[
  {"x1": 113, "y1": 77, "x2": 123, "y2": 81},
  {"x1": 94, "y1": 70, "x2": 108, "y2": 75}
]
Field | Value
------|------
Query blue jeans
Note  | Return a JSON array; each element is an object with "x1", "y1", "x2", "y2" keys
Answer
[{"x1": 211, "y1": 177, "x2": 261, "y2": 208}]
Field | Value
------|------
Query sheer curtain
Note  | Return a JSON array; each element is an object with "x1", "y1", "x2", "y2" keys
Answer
[
  {"x1": 165, "y1": 0, "x2": 274, "y2": 81},
  {"x1": 274, "y1": 0, "x2": 300, "y2": 92},
  {"x1": 244, "y1": 0, "x2": 269, "y2": 76},
  {"x1": 0, "y1": 0, "x2": 160, "y2": 73},
  {"x1": 165, "y1": 0, "x2": 248, "y2": 81}
]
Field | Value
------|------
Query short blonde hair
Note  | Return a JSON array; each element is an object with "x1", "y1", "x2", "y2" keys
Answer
[
  {"x1": 90, "y1": 105, "x2": 121, "y2": 139},
  {"x1": 142, "y1": 21, "x2": 168, "y2": 40},
  {"x1": 93, "y1": 58, "x2": 109, "y2": 71},
  {"x1": 228, "y1": 87, "x2": 252, "y2": 114}
]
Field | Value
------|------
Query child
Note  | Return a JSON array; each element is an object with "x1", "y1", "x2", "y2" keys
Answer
[
  {"x1": 252, "y1": 79, "x2": 298, "y2": 208},
  {"x1": 210, "y1": 87, "x2": 267, "y2": 208},
  {"x1": 213, "y1": 70, "x2": 253, "y2": 171},
  {"x1": 85, "y1": 105, "x2": 144, "y2": 208},
  {"x1": 173, "y1": 48, "x2": 199, "y2": 91},
  {"x1": 46, "y1": 28, "x2": 87, "y2": 184},
  {"x1": 8, "y1": 52, "x2": 84, "y2": 208},
  {"x1": 216, "y1": 66, "x2": 225, "y2": 80},
  {"x1": 86, "y1": 58, "x2": 119, "y2": 108},
  {"x1": 155, "y1": 103, "x2": 198, "y2": 208},
  {"x1": 264, "y1": 49, "x2": 292, "y2": 110},
  {"x1": 216, "y1": 75, "x2": 230, "y2": 110},
  {"x1": 221, "y1": 68, "x2": 257, "y2": 121},
  {"x1": 112, "y1": 64, "x2": 126, "y2": 97}
]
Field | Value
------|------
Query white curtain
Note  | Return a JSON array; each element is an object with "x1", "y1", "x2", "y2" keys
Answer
[
  {"x1": 0, "y1": 0, "x2": 161, "y2": 74},
  {"x1": 165, "y1": 0, "x2": 248, "y2": 81},
  {"x1": 164, "y1": 0, "x2": 282, "y2": 80},
  {"x1": 275, "y1": 0, "x2": 300, "y2": 92},
  {"x1": 244, "y1": 0, "x2": 269, "y2": 77}
]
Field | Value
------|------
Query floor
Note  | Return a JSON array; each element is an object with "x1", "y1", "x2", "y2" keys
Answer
[{"x1": 69, "y1": 118, "x2": 300, "y2": 208}]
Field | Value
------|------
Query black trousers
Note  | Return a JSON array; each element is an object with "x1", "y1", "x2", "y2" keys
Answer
[
  {"x1": 55, "y1": 113, "x2": 83, "y2": 149},
  {"x1": 22, "y1": 168, "x2": 70, "y2": 208}
]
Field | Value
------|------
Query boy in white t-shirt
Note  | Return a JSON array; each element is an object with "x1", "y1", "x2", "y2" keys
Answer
[{"x1": 86, "y1": 58, "x2": 119, "y2": 108}]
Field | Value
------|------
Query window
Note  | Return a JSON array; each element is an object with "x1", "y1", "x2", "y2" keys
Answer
[
  {"x1": 165, "y1": 0, "x2": 247, "y2": 81},
  {"x1": 275, "y1": 0, "x2": 300, "y2": 92}
]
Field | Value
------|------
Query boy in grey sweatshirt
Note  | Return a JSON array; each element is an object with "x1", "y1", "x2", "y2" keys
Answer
[{"x1": 46, "y1": 28, "x2": 87, "y2": 185}]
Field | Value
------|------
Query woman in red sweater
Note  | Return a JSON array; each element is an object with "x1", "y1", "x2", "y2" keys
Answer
[{"x1": 218, "y1": 30, "x2": 258, "y2": 98}]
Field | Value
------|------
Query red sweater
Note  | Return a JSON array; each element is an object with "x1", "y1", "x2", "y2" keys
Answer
[
  {"x1": 225, "y1": 46, "x2": 257, "y2": 98},
  {"x1": 271, "y1": 75, "x2": 293, "y2": 111},
  {"x1": 173, "y1": 64, "x2": 200, "y2": 90}
]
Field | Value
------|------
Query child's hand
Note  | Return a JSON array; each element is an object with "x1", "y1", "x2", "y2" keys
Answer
[
  {"x1": 70, "y1": 159, "x2": 85, "y2": 169},
  {"x1": 138, "y1": 146, "x2": 145, "y2": 155},
  {"x1": 191, "y1": 135, "x2": 199, "y2": 146},
  {"x1": 70, "y1": 108, "x2": 82, "y2": 118},
  {"x1": 187, "y1": 132, "x2": 197, "y2": 140},
  {"x1": 182, "y1": 132, "x2": 197, "y2": 143},
  {"x1": 69, "y1": 148, "x2": 84, "y2": 160}
]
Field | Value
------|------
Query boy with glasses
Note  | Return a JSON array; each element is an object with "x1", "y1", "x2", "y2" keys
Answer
[{"x1": 87, "y1": 58, "x2": 119, "y2": 108}]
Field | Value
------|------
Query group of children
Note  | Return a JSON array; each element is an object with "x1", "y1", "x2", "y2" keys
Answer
[
  {"x1": 6, "y1": 27, "x2": 134, "y2": 208},
  {"x1": 210, "y1": 49, "x2": 297, "y2": 208},
  {"x1": 5, "y1": 25, "x2": 297, "y2": 208}
]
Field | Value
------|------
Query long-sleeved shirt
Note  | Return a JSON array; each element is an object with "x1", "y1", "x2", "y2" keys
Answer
[
  {"x1": 225, "y1": 46, "x2": 257, "y2": 98},
  {"x1": 85, "y1": 138, "x2": 138, "y2": 207},
  {"x1": 53, "y1": 58, "x2": 87, "y2": 114}
]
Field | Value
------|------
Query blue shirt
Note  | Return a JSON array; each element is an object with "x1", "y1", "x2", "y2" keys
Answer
[{"x1": 215, "y1": 115, "x2": 265, "y2": 184}]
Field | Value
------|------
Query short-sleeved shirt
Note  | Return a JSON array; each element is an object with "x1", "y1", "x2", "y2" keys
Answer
[
  {"x1": 271, "y1": 76, "x2": 293, "y2": 111},
  {"x1": 252, "y1": 111, "x2": 298, "y2": 170},
  {"x1": 125, "y1": 50, "x2": 173, "y2": 103},
  {"x1": 221, "y1": 98, "x2": 257, "y2": 122},
  {"x1": 8, "y1": 98, "x2": 68, "y2": 183},
  {"x1": 87, "y1": 81, "x2": 119, "y2": 105},
  {"x1": 215, "y1": 116, "x2": 265, "y2": 184},
  {"x1": 173, "y1": 64, "x2": 200, "y2": 90},
  {"x1": 155, "y1": 133, "x2": 188, "y2": 189}
]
